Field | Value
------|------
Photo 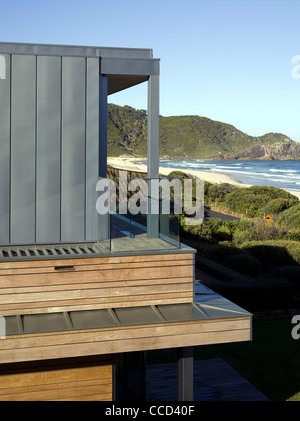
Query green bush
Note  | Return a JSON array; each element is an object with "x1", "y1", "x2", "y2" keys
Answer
[
  {"x1": 181, "y1": 218, "x2": 235, "y2": 243},
  {"x1": 232, "y1": 220, "x2": 288, "y2": 246},
  {"x1": 255, "y1": 275, "x2": 294, "y2": 306},
  {"x1": 287, "y1": 231, "x2": 300, "y2": 241},
  {"x1": 222, "y1": 254, "x2": 263, "y2": 277},
  {"x1": 278, "y1": 203, "x2": 300, "y2": 229},
  {"x1": 261, "y1": 198, "x2": 298, "y2": 216},
  {"x1": 167, "y1": 170, "x2": 194, "y2": 180},
  {"x1": 205, "y1": 244, "x2": 247, "y2": 264},
  {"x1": 224, "y1": 185, "x2": 298, "y2": 218},
  {"x1": 269, "y1": 266, "x2": 300, "y2": 291},
  {"x1": 240, "y1": 240, "x2": 300, "y2": 271},
  {"x1": 205, "y1": 183, "x2": 237, "y2": 204},
  {"x1": 195, "y1": 255, "x2": 249, "y2": 282}
]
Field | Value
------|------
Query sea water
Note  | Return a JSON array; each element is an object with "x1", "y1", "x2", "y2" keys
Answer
[{"x1": 159, "y1": 159, "x2": 300, "y2": 193}]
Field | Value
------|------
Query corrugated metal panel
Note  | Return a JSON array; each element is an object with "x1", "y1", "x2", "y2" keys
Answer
[
  {"x1": 10, "y1": 55, "x2": 36, "y2": 244},
  {"x1": 0, "y1": 54, "x2": 10, "y2": 245},
  {"x1": 0, "y1": 52, "x2": 104, "y2": 247},
  {"x1": 36, "y1": 55, "x2": 62, "y2": 243},
  {"x1": 85, "y1": 58, "x2": 99, "y2": 241},
  {"x1": 61, "y1": 56, "x2": 86, "y2": 242}
]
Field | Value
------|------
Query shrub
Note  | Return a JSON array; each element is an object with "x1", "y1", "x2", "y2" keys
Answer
[
  {"x1": 195, "y1": 255, "x2": 249, "y2": 282},
  {"x1": 224, "y1": 185, "x2": 298, "y2": 218},
  {"x1": 205, "y1": 183, "x2": 237, "y2": 204},
  {"x1": 240, "y1": 240, "x2": 300, "y2": 271},
  {"x1": 278, "y1": 203, "x2": 300, "y2": 230},
  {"x1": 205, "y1": 244, "x2": 247, "y2": 263},
  {"x1": 232, "y1": 220, "x2": 287, "y2": 245},
  {"x1": 167, "y1": 170, "x2": 194, "y2": 180},
  {"x1": 287, "y1": 231, "x2": 300, "y2": 241},
  {"x1": 269, "y1": 266, "x2": 300, "y2": 291},
  {"x1": 181, "y1": 218, "x2": 234, "y2": 243},
  {"x1": 222, "y1": 254, "x2": 263, "y2": 277},
  {"x1": 255, "y1": 275, "x2": 294, "y2": 308},
  {"x1": 261, "y1": 198, "x2": 298, "y2": 216}
]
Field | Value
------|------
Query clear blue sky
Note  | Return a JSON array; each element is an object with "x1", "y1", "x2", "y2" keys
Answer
[{"x1": 1, "y1": 0, "x2": 300, "y2": 141}]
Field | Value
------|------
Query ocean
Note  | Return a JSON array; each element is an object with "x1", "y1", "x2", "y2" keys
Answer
[{"x1": 159, "y1": 159, "x2": 300, "y2": 193}]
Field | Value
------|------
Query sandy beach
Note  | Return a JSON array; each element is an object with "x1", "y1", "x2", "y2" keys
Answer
[{"x1": 107, "y1": 156, "x2": 300, "y2": 200}]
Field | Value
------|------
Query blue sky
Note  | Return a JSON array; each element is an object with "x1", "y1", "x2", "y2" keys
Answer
[{"x1": 1, "y1": 0, "x2": 300, "y2": 141}]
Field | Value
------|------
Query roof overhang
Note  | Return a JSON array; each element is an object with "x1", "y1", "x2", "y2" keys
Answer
[
  {"x1": 0, "y1": 42, "x2": 159, "y2": 95},
  {"x1": 100, "y1": 57, "x2": 160, "y2": 95}
]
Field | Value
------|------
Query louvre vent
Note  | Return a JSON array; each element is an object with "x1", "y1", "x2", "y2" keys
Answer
[{"x1": 0, "y1": 242, "x2": 106, "y2": 260}]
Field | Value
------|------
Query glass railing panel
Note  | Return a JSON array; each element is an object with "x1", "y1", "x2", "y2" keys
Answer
[{"x1": 105, "y1": 177, "x2": 181, "y2": 253}]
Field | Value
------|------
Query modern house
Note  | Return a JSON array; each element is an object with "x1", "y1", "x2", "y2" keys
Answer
[{"x1": 0, "y1": 42, "x2": 251, "y2": 401}]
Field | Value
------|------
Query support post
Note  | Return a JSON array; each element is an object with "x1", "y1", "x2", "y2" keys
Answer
[
  {"x1": 99, "y1": 74, "x2": 108, "y2": 178},
  {"x1": 98, "y1": 74, "x2": 109, "y2": 241},
  {"x1": 178, "y1": 346, "x2": 194, "y2": 401},
  {"x1": 147, "y1": 74, "x2": 160, "y2": 238}
]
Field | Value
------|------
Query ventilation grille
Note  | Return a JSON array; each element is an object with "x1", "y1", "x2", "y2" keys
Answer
[{"x1": 0, "y1": 242, "x2": 106, "y2": 260}]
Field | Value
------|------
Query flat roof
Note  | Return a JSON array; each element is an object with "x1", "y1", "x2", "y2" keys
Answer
[
  {"x1": 0, "y1": 42, "x2": 159, "y2": 96},
  {"x1": 0, "y1": 41, "x2": 154, "y2": 59}
]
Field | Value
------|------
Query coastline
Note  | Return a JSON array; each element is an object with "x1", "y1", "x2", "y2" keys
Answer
[{"x1": 107, "y1": 156, "x2": 300, "y2": 200}]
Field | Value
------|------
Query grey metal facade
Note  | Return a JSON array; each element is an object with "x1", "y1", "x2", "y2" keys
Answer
[{"x1": 0, "y1": 42, "x2": 160, "y2": 246}]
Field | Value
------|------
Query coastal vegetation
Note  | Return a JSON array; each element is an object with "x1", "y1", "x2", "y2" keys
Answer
[
  {"x1": 108, "y1": 165, "x2": 300, "y2": 313},
  {"x1": 107, "y1": 103, "x2": 300, "y2": 160},
  {"x1": 176, "y1": 173, "x2": 300, "y2": 312}
]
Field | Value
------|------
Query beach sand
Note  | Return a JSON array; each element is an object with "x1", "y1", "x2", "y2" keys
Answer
[{"x1": 107, "y1": 156, "x2": 300, "y2": 200}]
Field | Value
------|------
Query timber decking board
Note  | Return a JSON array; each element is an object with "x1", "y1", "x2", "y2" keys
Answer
[{"x1": 0, "y1": 252, "x2": 194, "y2": 315}]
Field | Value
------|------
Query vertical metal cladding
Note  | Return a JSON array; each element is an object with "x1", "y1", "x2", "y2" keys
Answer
[
  {"x1": 0, "y1": 54, "x2": 10, "y2": 244},
  {"x1": 11, "y1": 55, "x2": 36, "y2": 244},
  {"x1": 36, "y1": 56, "x2": 62, "y2": 243},
  {"x1": 86, "y1": 58, "x2": 100, "y2": 241},
  {"x1": 61, "y1": 56, "x2": 86, "y2": 242},
  {"x1": 0, "y1": 53, "x2": 100, "y2": 246}
]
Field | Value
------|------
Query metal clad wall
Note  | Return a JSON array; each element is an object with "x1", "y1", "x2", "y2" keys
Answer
[
  {"x1": 0, "y1": 51, "x2": 102, "y2": 246},
  {"x1": 10, "y1": 55, "x2": 36, "y2": 244},
  {"x1": 86, "y1": 58, "x2": 99, "y2": 241},
  {"x1": 61, "y1": 57, "x2": 86, "y2": 242},
  {"x1": 0, "y1": 55, "x2": 10, "y2": 245},
  {"x1": 36, "y1": 56, "x2": 62, "y2": 243}
]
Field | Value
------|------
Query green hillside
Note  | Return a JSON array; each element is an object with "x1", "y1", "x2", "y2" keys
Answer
[{"x1": 107, "y1": 103, "x2": 300, "y2": 160}]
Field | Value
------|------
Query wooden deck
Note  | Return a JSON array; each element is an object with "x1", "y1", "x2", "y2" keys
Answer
[{"x1": 146, "y1": 358, "x2": 269, "y2": 401}]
